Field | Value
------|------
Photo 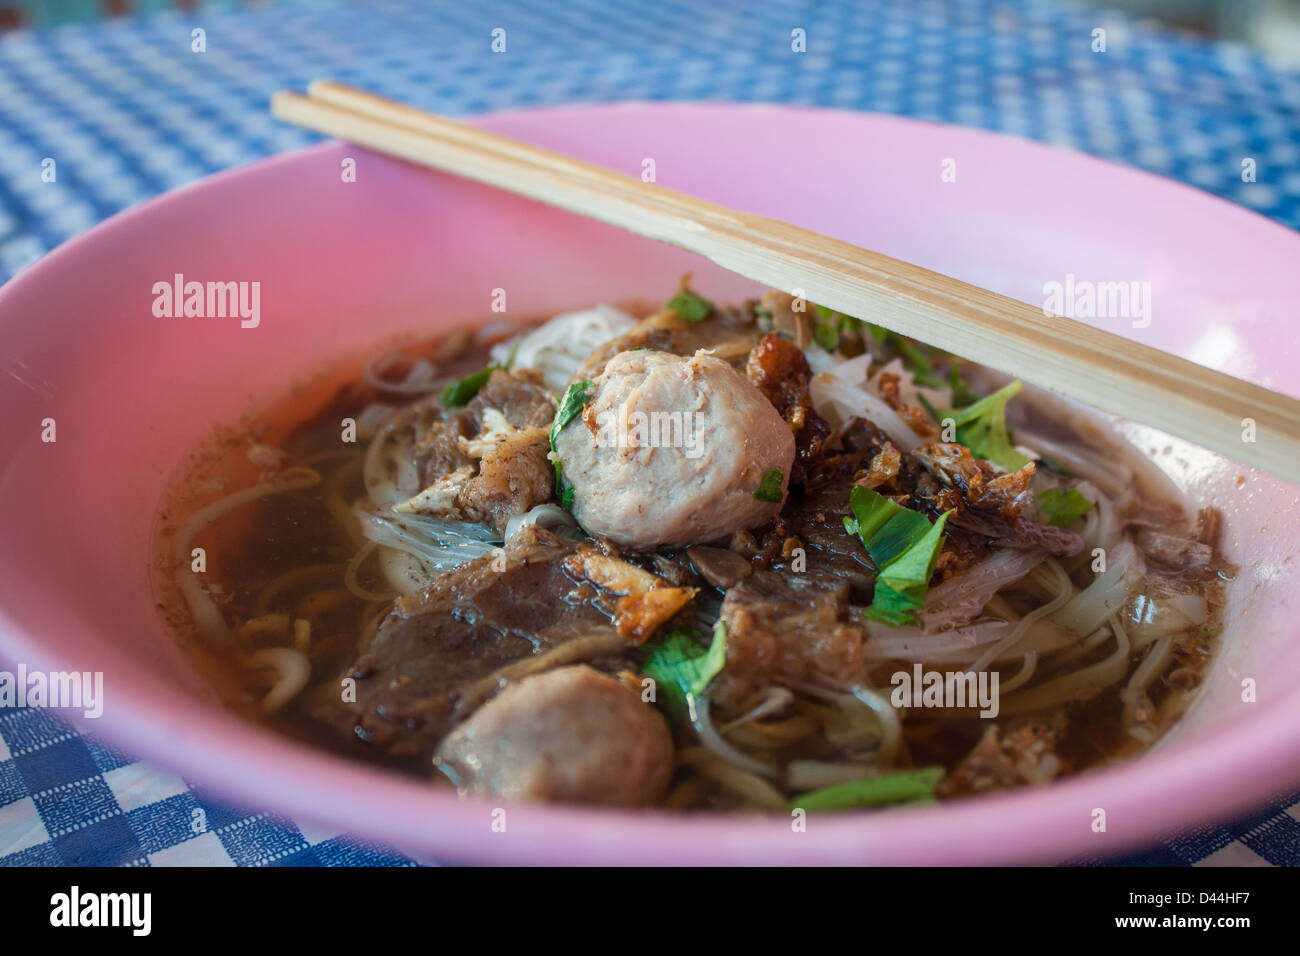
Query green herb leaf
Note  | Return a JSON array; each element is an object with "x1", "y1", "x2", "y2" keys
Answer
[
  {"x1": 440, "y1": 366, "x2": 497, "y2": 407},
  {"x1": 549, "y1": 380, "x2": 595, "y2": 510},
  {"x1": 642, "y1": 622, "x2": 727, "y2": 721},
  {"x1": 864, "y1": 321, "x2": 890, "y2": 345},
  {"x1": 753, "y1": 468, "x2": 785, "y2": 503},
  {"x1": 894, "y1": 337, "x2": 943, "y2": 388},
  {"x1": 948, "y1": 363, "x2": 978, "y2": 407},
  {"x1": 789, "y1": 767, "x2": 944, "y2": 812},
  {"x1": 1036, "y1": 487, "x2": 1094, "y2": 527},
  {"x1": 666, "y1": 289, "x2": 713, "y2": 322},
  {"x1": 940, "y1": 380, "x2": 1029, "y2": 472},
  {"x1": 848, "y1": 485, "x2": 950, "y2": 626},
  {"x1": 810, "y1": 304, "x2": 844, "y2": 351}
]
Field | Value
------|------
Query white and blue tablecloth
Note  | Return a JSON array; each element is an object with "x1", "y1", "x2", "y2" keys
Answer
[{"x1": 2, "y1": 0, "x2": 1300, "y2": 866}]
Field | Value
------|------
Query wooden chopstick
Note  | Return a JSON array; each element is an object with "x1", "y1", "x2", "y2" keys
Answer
[{"x1": 272, "y1": 81, "x2": 1300, "y2": 483}]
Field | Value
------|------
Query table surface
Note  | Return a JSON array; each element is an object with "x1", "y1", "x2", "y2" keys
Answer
[{"x1": 2, "y1": 0, "x2": 1300, "y2": 867}]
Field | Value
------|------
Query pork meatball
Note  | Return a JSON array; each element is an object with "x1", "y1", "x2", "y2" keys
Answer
[
  {"x1": 553, "y1": 349, "x2": 795, "y2": 550},
  {"x1": 434, "y1": 665, "x2": 673, "y2": 807}
]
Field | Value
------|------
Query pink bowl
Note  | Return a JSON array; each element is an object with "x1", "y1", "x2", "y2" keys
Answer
[{"x1": 2, "y1": 103, "x2": 1300, "y2": 865}]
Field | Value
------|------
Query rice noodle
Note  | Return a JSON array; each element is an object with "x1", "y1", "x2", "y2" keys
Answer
[
  {"x1": 375, "y1": 547, "x2": 433, "y2": 597},
  {"x1": 1126, "y1": 591, "x2": 1207, "y2": 648},
  {"x1": 344, "y1": 541, "x2": 398, "y2": 602},
  {"x1": 1001, "y1": 616, "x2": 1133, "y2": 714},
  {"x1": 238, "y1": 647, "x2": 312, "y2": 715},
  {"x1": 865, "y1": 618, "x2": 1012, "y2": 664},
  {"x1": 676, "y1": 747, "x2": 789, "y2": 811},
  {"x1": 1122, "y1": 635, "x2": 1175, "y2": 738},
  {"x1": 490, "y1": 305, "x2": 637, "y2": 392},
  {"x1": 788, "y1": 681, "x2": 902, "y2": 766},
  {"x1": 172, "y1": 466, "x2": 321, "y2": 647},
  {"x1": 691, "y1": 696, "x2": 779, "y2": 778},
  {"x1": 1016, "y1": 429, "x2": 1131, "y2": 497},
  {"x1": 363, "y1": 349, "x2": 440, "y2": 395},
  {"x1": 362, "y1": 414, "x2": 423, "y2": 509},
  {"x1": 355, "y1": 507, "x2": 499, "y2": 572},
  {"x1": 720, "y1": 686, "x2": 796, "y2": 733},
  {"x1": 1076, "y1": 480, "x2": 1122, "y2": 556},
  {"x1": 1051, "y1": 540, "x2": 1144, "y2": 637},
  {"x1": 968, "y1": 558, "x2": 1075, "y2": 673}
]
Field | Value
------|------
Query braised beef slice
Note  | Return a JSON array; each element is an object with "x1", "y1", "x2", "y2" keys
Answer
[
  {"x1": 324, "y1": 526, "x2": 619, "y2": 758},
  {"x1": 465, "y1": 367, "x2": 555, "y2": 429},
  {"x1": 415, "y1": 368, "x2": 556, "y2": 487},
  {"x1": 456, "y1": 426, "x2": 554, "y2": 533},
  {"x1": 712, "y1": 570, "x2": 868, "y2": 707}
]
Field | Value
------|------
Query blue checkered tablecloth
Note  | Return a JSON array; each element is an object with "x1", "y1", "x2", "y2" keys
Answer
[{"x1": 3, "y1": 0, "x2": 1300, "y2": 867}]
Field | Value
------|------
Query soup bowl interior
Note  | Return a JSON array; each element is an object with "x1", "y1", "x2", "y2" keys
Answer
[{"x1": 1, "y1": 103, "x2": 1299, "y2": 865}]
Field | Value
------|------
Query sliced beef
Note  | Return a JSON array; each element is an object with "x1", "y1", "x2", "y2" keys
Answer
[
  {"x1": 327, "y1": 526, "x2": 623, "y2": 758},
  {"x1": 456, "y1": 425, "x2": 553, "y2": 533},
  {"x1": 415, "y1": 367, "x2": 555, "y2": 487},
  {"x1": 712, "y1": 570, "x2": 868, "y2": 707},
  {"x1": 465, "y1": 367, "x2": 555, "y2": 429},
  {"x1": 434, "y1": 665, "x2": 674, "y2": 806}
]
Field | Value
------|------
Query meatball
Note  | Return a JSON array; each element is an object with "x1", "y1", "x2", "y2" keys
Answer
[
  {"x1": 434, "y1": 665, "x2": 674, "y2": 807},
  {"x1": 553, "y1": 349, "x2": 795, "y2": 550}
]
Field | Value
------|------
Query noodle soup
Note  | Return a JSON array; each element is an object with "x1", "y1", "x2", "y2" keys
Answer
[{"x1": 153, "y1": 288, "x2": 1231, "y2": 811}]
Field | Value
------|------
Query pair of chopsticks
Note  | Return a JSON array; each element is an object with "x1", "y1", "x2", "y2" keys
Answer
[{"x1": 272, "y1": 81, "x2": 1300, "y2": 483}]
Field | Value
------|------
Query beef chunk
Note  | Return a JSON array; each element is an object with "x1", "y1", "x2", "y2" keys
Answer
[
  {"x1": 435, "y1": 665, "x2": 674, "y2": 806},
  {"x1": 456, "y1": 425, "x2": 553, "y2": 533},
  {"x1": 712, "y1": 570, "x2": 868, "y2": 707},
  {"x1": 415, "y1": 367, "x2": 555, "y2": 487},
  {"x1": 465, "y1": 367, "x2": 555, "y2": 429},
  {"x1": 328, "y1": 526, "x2": 622, "y2": 758}
]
